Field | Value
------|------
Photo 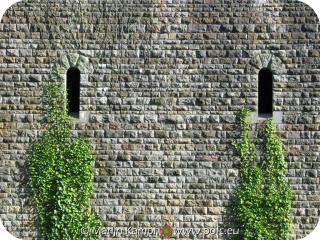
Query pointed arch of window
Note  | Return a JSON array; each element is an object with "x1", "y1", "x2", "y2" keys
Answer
[
  {"x1": 66, "y1": 67, "x2": 80, "y2": 117},
  {"x1": 258, "y1": 68, "x2": 273, "y2": 116}
]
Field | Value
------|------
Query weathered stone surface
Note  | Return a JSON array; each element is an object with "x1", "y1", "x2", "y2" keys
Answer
[{"x1": 0, "y1": 0, "x2": 319, "y2": 239}]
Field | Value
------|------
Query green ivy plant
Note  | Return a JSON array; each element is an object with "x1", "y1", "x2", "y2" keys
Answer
[
  {"x1": 26, "y1": 68, "x2": 101, "y2": 240},
  {"x1": 231, "y1": 107, "x2": 292, "y2": 240}
]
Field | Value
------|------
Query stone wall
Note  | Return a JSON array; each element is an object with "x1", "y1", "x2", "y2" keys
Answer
[{"x1": 0, "y1": 0, "x2": 320, "y2": 239}]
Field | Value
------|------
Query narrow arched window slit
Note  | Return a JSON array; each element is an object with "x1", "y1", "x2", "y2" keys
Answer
[
  {"x1": 66, "y1": 67, "x2": 80, "y2": 118},
  {"x1": 258, "y1": 68, "x2": 273, "y2": 116}
]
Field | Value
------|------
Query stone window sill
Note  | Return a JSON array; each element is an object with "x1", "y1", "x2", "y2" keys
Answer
[
  {"x1": 70, "y1": 111, "x2": 89, "y2": 123},
  {"x1": 250, "y1": 111, "x2": 282, "y2": 124}
]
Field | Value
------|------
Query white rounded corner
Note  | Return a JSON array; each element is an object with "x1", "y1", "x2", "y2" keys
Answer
[
  {"x1": 299, "y1": 219, "x2": 320, "y2": 240},
  {"x1": 299, "y1": 0, "x2": 320, "y2": 22},
  {"x1": 0, "y1": 1, "x2": 22, "y2": 21},
  {"x1": 0, "y1": 219, "x2": 20, "y2": 240}
]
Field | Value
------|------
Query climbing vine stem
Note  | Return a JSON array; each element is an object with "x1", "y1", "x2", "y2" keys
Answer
[
  {"x1": 26, "y1": 68, "x2": 101, "y2": 240},
  {"x1": 231, "y1": 107, "x2": 292, "y2": 240}
]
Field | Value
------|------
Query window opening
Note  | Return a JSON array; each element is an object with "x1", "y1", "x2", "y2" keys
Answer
[
  {"x1": 258, "y1": 68, "x2": 273, "y2": 116},
  {"x1": 66, "y1": 67, "x2": 80, "y2": 117}
]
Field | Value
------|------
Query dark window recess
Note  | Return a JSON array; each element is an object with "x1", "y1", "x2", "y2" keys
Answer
[
  {"x1": 66, "y1": 67, "x2": 80, "y2": 116},
  {"x1": 258, "y1": 68, "x2": 273, "y2": 115}
]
